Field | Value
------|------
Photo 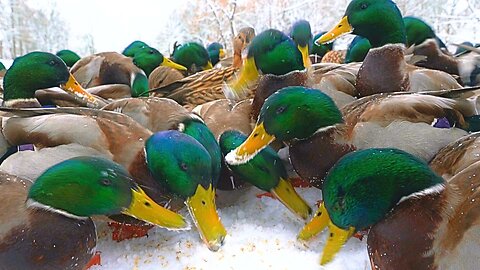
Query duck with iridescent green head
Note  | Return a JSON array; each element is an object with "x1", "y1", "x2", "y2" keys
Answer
[
  {"x1": 290, "y1": 20, "x2": 313, "y2": 68},
  {"x1": 70, "y1": 50, "x2": 185, "y2": 99},
  {"x1": 344, "y1": 36, "x2": 371, "y2": 63},
  {"x1": 311, "y1": 32, "x2": 333, "y2": 59},
  {"x1": 145, "y1": 130, "x2": 226, "y2": 250},
  {"x1": 0, "y1": 156, "x2": 188, "y2": 270},
  {"x1": 317, "y1": 0, "x2": 460, "y2": 96},
  {"x1": 2, "y1": 51, "x2": 101, "y2": 108},
  {"x1": 55, "y1": 49, "x2": 81, "y2": 68},
  {"x1": 207, "y1": 42, "x2": 226, "y2": 66},
  {"x1": 132, "y1": 45, "x2": 187, "y2": 77},
  {"x1": 228, "y1": 28, "x2": 305, "y2": 100},
  {"x1": 226, "y1": 86, "x2": 474, "y2": 188},
  {"x1": 122, "y1": 40, "x2": 149, "y2": 57},
  {"x1": 172, "y1": 42, "x2": 213, "y2": 75},
  {"x1": 0, "y1": 108, "x2": 227, "y2": 251},
  {"x1": 219, "y1": 130, "x2": 312, "y2": 220},
  {"x1": 298, "y1": 146, "x2": 480, "y2": 268}
]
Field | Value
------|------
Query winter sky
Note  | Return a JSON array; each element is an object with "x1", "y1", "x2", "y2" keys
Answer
[{"x1": 31, "y1": 0, "x2": 188, "y2": 53}]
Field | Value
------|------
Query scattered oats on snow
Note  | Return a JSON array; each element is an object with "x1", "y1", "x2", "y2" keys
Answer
[{"x1": 91, "y1": 187, "x2": 369, "y2": 270}]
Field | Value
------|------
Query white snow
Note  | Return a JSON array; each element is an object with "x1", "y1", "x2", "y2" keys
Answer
[{"x1": 91, "y1": 187, "x2": 369, "y2": 270}]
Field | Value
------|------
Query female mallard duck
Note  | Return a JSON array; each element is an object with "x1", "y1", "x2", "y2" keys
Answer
[
  {"x1": 147, "y1": 28, "x2": 256, "y2": 110},
  {"x1": 226, "y1": 86, "x2": 476, "y2": 188},
  {"x1": 2, "y1": 52, "x2": 101, "y2": 108},
  {"x1": 122, "y1": 40, "x2": 149, "y2": 57},
  {"x1": 0, "y1": 107, "x2": 226, "y2": 251},
  {"x1": 207, "y1": 42, "x2": 226, "y2": 66},
  {"x1": 297, "y1": 147, "x2": 480, "y2": 268},
  {"x1": 171, "y1": 42, "x2": 213, "y2": 75},
  {"x1": 316, "y1": 0, "x2": 461, "y2": 96},
  {"x1": 55, "y1": 50, "x2": 81, "y2": 68},
  {"x1": 0, "y1": 156, "x2": 188, "y2": 270},
  {"x1": 70, "y1": 51, "x2": 186, "y2": 99},
  {"x1": 219, "y1": 130, "x2": 312, "y2": 220}
]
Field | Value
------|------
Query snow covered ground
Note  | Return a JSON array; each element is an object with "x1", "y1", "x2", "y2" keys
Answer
[{"x1": 91, "y1": 187, "x2": 369, "y2": 270}]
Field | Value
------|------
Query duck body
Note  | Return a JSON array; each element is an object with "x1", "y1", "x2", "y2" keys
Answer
[
  {"x1": 0, "y1": 173, "x2": 96, "y2": 270},
  {"x1": 368, "y1": 136, "x2": 480, "y2": 269},
  {"x1": 71, "y1": 52, "x2": 148, "y2": 98}
]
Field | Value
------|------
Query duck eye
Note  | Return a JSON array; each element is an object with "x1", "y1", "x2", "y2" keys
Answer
[
  {"x1": 48, "y1": 60, "x2": 57, "y2": 66},
  {"x1": 276, "y1": 106, "x2": 287, "y2": 114},
  {"x1": 149, "y1": 50, "x2": 154, "y2": 54},
  {"x1": 360, "y1": 3, "x2": 368, "y2": 9},
  {"x1": 180, "y1": 162, "x2": 188, "y2": 171},
  {"x1": 101, "y1": 178, "x2": 112, "y2": 186}
]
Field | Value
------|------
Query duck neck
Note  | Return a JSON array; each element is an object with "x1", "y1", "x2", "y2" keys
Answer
[
  {"x1": 130, "y1": 72, "x2": 149, "y2": 97},
  {"x1": 368, "y1": 30, "x2": 406, "y2": 48}
]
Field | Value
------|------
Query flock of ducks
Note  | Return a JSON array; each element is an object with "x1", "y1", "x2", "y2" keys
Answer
[{"x1": 0, "y1": 0, "x2": 480, "y2": 269}]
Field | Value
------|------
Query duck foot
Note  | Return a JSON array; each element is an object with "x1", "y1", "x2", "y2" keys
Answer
[
  {"x1": 290, "y1": 177, "x2": 312, "y2": 188},
  {"x1": 256, "y1": 192, "x2": 276, "y2": 199},
  {"x1": 107, "y1": 222, "x2": 154, "y2": 242},
  {"x1": 83, "y1": 251, "x2": 101, "y2": 270}
]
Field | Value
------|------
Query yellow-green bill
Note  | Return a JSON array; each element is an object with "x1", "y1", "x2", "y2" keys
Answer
[
  {"x1": 123, "y1": 186, "x2": 189, "y2": 230},
  {"x1": 227, "y1": 57, "x2": 259, "y2": 99},
  {"x1": 186, "y1": 184, "x2": 227, "y2": 252},
  {"x1": 297, "y1": 45, "x2": 312, "y2": 68},
  {"x1": 320, "y1": 223, "x2": 356, "y2": 265},
  {"x1": 316, "y1": 16, "x2": 353, "y2": 45},
  {"x1": 61, "y1": 74, "x2": 100, "y2": 108},
  {"x1": 297, "y1": 202, "x2": 329, "y2": 241},
  {"x1": 225, "y1": 122, "x2": 275, "y2": 165},
  {"x1": 161, "y1": 57, "x2": 187, "y2": 71},
  {"x1": 270, "y1": 178, "x2": 312, "y2": 220}
]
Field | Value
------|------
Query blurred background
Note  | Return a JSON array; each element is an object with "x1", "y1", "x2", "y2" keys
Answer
[{"x1": 0, "y1": 0, "x2": 478, "y2": 59}]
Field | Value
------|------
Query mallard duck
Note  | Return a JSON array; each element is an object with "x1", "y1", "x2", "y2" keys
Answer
[
  {"x1": 226, "y1": 86, "x2": 477, "y2": 188},
  {"x1": 2, "y1": 51, "x2": 101, "y2": 108},
  {"x1": 56, "y1": 49, "x2": 81, "y2": 68},
  {"x1": 171, "y1": 42, "x2": 213, "y2": 75},
  {"x1": 148, "y1": 66, "x2": 185, "y2": 89},
  {"x1": 70, "y1": 51, "x2": 186, "y2": 99},
  {"x1": 147, "y1": 28, "x2": 256, "y2": 110},
  {"x1": 228, "y1": 28, "x2": 305, "y2": 99},
  {"x1": 219, "y1": 130, "x2": 311, "y2": 219},
  {"x1": 132, "y1": 45, "x2": 187, "y2": 77},
  {"x1": 0, "y1": 156, "x2": 188, "y2": 270},
  {"x1": 207, "y1": 42, "x2": 226, "y2": 66},
  {"x1": 122, "y1": 40, "x2": 149, "y2": 57},
  {"x1": 0, "y1": 107, "x2": 226, "y2": 251},
  {"x1": 316, "y1": 0, "x2": 461, "y2": 96},
  {"x1": 290, "y1": 20, "x2": 313, "y2": 68},
  {"x1": 298, "y1": 147, "x2": 480, "y2": 268}
]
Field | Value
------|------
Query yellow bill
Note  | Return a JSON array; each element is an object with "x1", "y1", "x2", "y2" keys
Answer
[
  {"x1": 297, "y1": 202, "x2": 329, "y2": 241},
  {"x1": 316, "y1": 16, "x2": 353, "y2": 45},
  {"x1": 219, "y1": 48, "x2": 226, "y2": 59},
  {"x1": 225, "y1": 122, "x2": 275, "y2": 165},
  {"x1": 61, "y1": 74, "x2": 100, "y2": 108},
  {"x1": 298, "y1": 45, "x2": 312, "y2": 68},
  {"x1": 185, "y1": 184, "x2": 226, "y2": 252},
  {"x1": 228, "y1": 57, "x2": 260, "y2": 99},
  {"x1": 203, "y1": 61, "x2": 214, "y2": 70},
  {"x1": 161, "y1": 57, "x2": 187, "y2": 71},
  {"x1": 270, "y1": 178, "x2": 312, "y2": 220},
  {"x1": 320, "y1": 223, "x2": 356, "y2": 265},
  {"x1": 123, "y1": 186, "x2": 189, "y2": 230}
]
